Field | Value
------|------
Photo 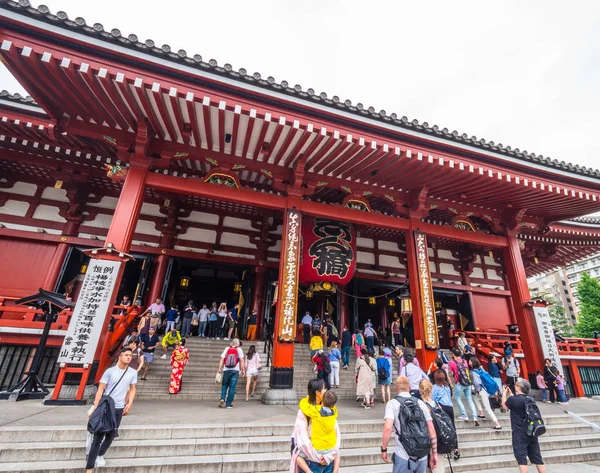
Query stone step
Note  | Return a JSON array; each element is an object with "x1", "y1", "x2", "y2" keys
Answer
[
  {"x1": 1, "y1": 428, "x2": 597, "y2": 463},
  {"x1": 0, "y1": 415, "x2": 586, "y2": 444},
  {"x1": 2, "y1": 441, "x2": 599, "y2": 473}
]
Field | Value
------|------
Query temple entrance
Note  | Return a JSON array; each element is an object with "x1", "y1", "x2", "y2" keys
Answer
[
  {"x1": 160, "y1": 258, "x2": 253, "y2": 335},
  {"x1": 433, "y1": 289, "x2": 474, "y2": 349},
  {"x1": 54, "y1": 246, "x2": 151, "y2": 304}
]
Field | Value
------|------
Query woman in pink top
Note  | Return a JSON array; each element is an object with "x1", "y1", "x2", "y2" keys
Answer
[{"x1": 245, "y1": 345, "x2": 261, "y2": 401}]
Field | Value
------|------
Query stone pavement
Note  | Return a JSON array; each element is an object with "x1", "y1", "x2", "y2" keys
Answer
[
  {"x1": 0, "y1": 396, "x2": 598, "y2": 472},
  {"x1": 1, "y1": 395, "x2": 598, "y2": 428}
]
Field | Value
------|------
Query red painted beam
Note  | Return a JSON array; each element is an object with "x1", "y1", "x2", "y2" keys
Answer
[{"x1": 417, "y1": 221, "x2": 508, "y2": 248}]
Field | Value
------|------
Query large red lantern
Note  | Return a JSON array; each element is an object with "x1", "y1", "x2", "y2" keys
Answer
[{"x1": 299, "y1": 217, "x2": 357, "y2": 285}]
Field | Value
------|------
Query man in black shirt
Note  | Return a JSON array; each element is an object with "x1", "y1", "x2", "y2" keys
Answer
[
  {"x1": 340, "y1": 326, "x2": 352, "y2": 369},
  {"x1": 502, "y1": 378, "x2": 546, "y2": 473},
  {"x1": 139, "y1": 326, "x2": 159, "y2": 381}
]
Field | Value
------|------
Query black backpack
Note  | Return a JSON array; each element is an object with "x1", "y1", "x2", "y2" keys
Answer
[
  {"x1": 378, "y1": 359, "x2": 390, "y2": 381},
  {"x1": 426, "y1": 402, "x2": 458, "y2": 454},
  {"x1": 454, "y1": 360, "x2": 472, "y2": 386},
  {"x1": 322, "y1": 353, "x2": 332, "y2": 375},
  {"x1": 395, "y1": 396, "x2": 432, "y2": 461},
  {"x1": 524, "y1": 396, "x2": 546, "y2": 436}
]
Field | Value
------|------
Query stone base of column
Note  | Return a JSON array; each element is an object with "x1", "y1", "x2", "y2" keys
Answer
[
  {"x1": 262, "y1": 367, "x2": 297, "y2": 405},
  {"x1": 262, "y1": 388, "x2": 298, "y2": 405}
]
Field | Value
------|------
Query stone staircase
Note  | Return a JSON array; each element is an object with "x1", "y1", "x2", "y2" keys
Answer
[
  {"x1": 0, "y1": 412, "x2": 598, "y2": 472},
  {"x1": 135, "y1": 337, "x2": 366, "y2": 402}
]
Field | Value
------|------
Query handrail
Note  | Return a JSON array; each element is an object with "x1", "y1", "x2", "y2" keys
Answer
[
  {"x1": 263, "y1": 323, "x2": 273, "y2": 368},
  {"x1": 460, "y1": 330, "x2": 600, "y2": 358}
]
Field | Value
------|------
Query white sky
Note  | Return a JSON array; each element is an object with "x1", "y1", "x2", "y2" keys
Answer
[{"x1": 2, "y1": 0, "x2": 600, "y2": 171}]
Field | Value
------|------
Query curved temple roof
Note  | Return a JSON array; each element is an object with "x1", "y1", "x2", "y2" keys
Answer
[{"x1": 1, "y1": 0, "x2": 599, "y2": 181}]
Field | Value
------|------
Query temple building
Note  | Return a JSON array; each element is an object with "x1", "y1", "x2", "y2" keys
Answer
[{"x1": 1, "y1": 1, "x2": 600, "y2": 399}]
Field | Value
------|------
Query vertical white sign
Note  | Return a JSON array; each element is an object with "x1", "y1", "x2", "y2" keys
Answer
[
  {"x1": 58, "y1": 259, "x2": 121, "y2": 365},
  {"x1": 532, "y1": 306, "x2": 563, "y2": 375}
]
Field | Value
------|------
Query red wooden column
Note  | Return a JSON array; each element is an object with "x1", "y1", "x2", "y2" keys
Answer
[
  {"x1": 42, "y1": 242, "x2": 71, "y2": 291},
  {"x1": 404, "y1": 223, "x2": 439, "y2": 368},
  {"x1": 266, "y1": 208, "x2": 301, "y2": 401},
  {"x1": 338, "y1": 286, "x2": 349, "y2": 333},
  {"x1": 251, "y1": 265, "x2": 267, "y2": 333},
  {"x1": 503, "y1": 235, "x2": 545, "y2": 378},
  {"x1": 105, "y1": 165, "x2": 148, "y2": 253},
  {"x1": 92, "y1": 162, "x2": 149, "y2": 382},
  {"x1": 147, "y1": 253, "x2": 169, "y2": 303}
]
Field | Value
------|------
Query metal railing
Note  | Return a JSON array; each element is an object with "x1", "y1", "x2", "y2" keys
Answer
[{"x1": 262, "y1": 323, "x2": 273, "y2": 368}]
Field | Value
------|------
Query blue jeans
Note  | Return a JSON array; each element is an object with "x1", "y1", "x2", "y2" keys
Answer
[
  {"x1": 341, "y1": 346, "x2": 351, "y2": 367},
  {"x1": 366, "y1": 336, "x2": 375, "y2": 351},
  {"x1": 392, "y1": 454, "x2": 427, "y2": 473},
  {"x1": 540, "y1": 388, "x2": 548, "y2": 402},
  {"x1": 198, "y1": 320, "x2": 207, "y2": 336},
  {"x1": 307, "y1": 460, "x2": 333, "y2": 473},
  {"x1": 454, "y1": 383, "x2": 478, "y2": 419},
  {"x1": 221, "y1": 370, "x2": 239, "y2": 407}
]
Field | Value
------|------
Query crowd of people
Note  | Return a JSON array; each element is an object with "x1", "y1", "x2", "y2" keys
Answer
[
  {"x1": 87, "y1": 302, "x2": 559, "y2": 473},
  {"x1": 134, "y1": 297, "x2": 260, "y2": 341}
]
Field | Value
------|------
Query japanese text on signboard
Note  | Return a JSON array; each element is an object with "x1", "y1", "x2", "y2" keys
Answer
[
  {"x1": 415, "y1": 231, "x2": 439, "y2": 349},
  {"x1": 58, "y1": 259, "x2": 121, "y2": 365},
  {"x1": 278, "y1": 210, "x2": 301, "y2": 342},
  {"x1": 533, "y1": 306, "x2": 563, "y2": 374}
]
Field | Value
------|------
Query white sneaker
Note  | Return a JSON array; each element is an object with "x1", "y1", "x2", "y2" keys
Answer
[
  {"x1": 160, "y1": 354, "x2": 167, "y2": 359},
  {"x1": 95, "y1": 455, "x2": 106, "y2": 467},
  {"x1": 224, "y1": 337, "x2": 230, "y2": 341},
  {"x1": 216, "y1": 337, "x2": 220, "y2": 340}
]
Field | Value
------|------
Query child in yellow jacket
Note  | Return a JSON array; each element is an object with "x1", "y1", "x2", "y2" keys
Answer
[{"x1": 296, "y1": 390, "x2": 340, "y2": 473}]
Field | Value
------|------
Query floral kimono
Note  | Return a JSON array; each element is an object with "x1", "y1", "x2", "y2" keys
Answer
[{"x1": 169, "y1": 345, "x2": 189, "y2": 394}]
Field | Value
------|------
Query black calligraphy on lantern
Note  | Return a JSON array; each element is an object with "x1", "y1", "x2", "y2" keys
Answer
[{"x1": 308, "y1": 219, "x2": 354, "y2": 279}]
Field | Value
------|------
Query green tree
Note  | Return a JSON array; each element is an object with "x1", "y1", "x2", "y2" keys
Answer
[
  {"x1": 535, "y1": 292, "x2": 573, "y2": 336},
  {"x1": 575, "y1": 272, "x2": 600, "y2": 338}
]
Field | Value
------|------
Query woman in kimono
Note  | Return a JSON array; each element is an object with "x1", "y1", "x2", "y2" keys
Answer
[{"x1": 169, "y1": 338, "x2": 189, "y2": 394}]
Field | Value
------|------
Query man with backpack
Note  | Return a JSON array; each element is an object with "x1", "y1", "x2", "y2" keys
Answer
[
  {"x1": 502, "y1": 350, "x2": 521, "y2": 394},
  {"x1": 218, "y1": 338, "x2": 245, "y2": 408},
  {"x1": 448, "y1": 347, "x2": 479, "y2": 426},
  {"x1": 502, "y1": 378, "x2": 547, "y2": 473},
  {"x1": 381, "y1": 376, "x2": 438, "y2": 473}
]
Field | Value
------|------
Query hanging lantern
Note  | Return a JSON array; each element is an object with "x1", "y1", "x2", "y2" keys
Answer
[
  {"x1": 368, "y1": 297, "x2": 376, "y2": 305},
  {"x1": 179, "y1": 276, "x2": 190, "y2": 288},
  {"x1": 233, "y1": 282, "x2": 242, "y2": 294},
  {"x1": 387, "y1": 298, "x2": 396, "y2": 308},
  {"x1": 305, "y1": 290, "x2": 313, "y2": 300},
  {"x1": 79, "y1": 264, "x2": 88, "y2": 274},
  {"x1": 401, "y1": 298, "x2": 412, "y2": 313}
]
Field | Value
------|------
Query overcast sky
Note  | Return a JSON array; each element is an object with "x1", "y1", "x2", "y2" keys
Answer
[{"x1": 2, "y1": 0, "x2": 600, "y2": 171}]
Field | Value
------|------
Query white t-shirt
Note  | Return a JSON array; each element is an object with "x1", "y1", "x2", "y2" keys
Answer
[
  {"x1": 198, "y1": 308, "x2": 210, "y2": 322},
  {"x1": 364, "y1": 326, "x2": 376, "y2": 338},
  {"x1": 221, "y1": 346, "x2": 245, "y2": 371},
  {"x1": 100, "y1": 366, "x2": 138, "y2": 409},
  {"x1": 384, "y1": 393, "x2": 432, "y2": 461}
]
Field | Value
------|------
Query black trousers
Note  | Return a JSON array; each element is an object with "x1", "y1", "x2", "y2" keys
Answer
[
  {"x1": 303, "y1": 325, "x2": 311, "y2": 344},
  {"x1": 506, "y1": 376, "x2": 519, "y2": 394},
  {"x1": 546, "y1": 379, "x2": 559, "y2": 402},
  {"x1": 86, "y1": 409, "x2": 123, "y2": 469},
  {"x1": 512, "y1": 431, "x2": 543, "y2": 465}
]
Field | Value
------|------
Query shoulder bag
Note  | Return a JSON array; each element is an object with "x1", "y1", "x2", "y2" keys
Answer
[{"x1": 87, "y1": 368, "x2": 129, "y2": 435}]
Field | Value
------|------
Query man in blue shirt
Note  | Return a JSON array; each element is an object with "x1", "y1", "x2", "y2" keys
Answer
[
  {"x1": 226, "y1": 304, "x2": 239, "y2": 340},
  {"x1": 340, "y1": 326, "x2": 352, "y2": 369},
  {"x1": 165, "y1": 306, "x2": 178, "y2": 333},
  {"x1": 301, "y1": 312, "x2": 313, "y2": 344}
]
